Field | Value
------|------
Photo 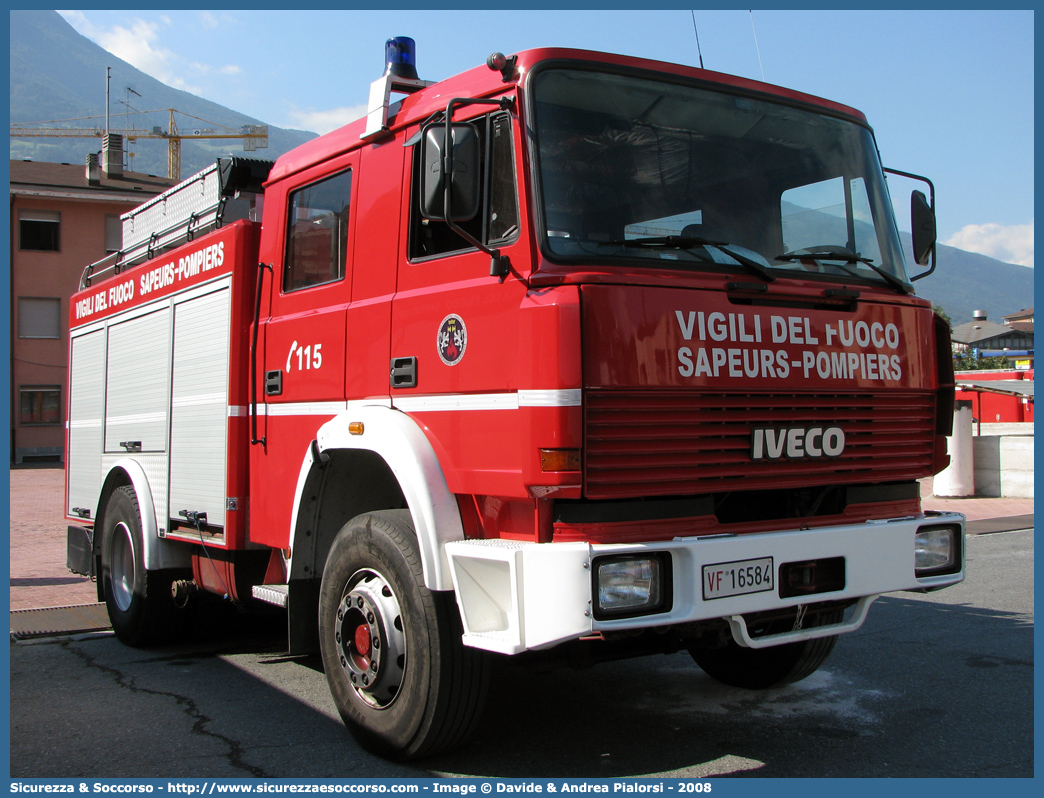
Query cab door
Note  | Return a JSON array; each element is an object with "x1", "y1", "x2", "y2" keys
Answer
[
  {"x1": 390, "y1": 106, "x2": 533, "y2": 496},
  {"x1": 251, "y1": 153, "x2": 359, "y2": 548}
]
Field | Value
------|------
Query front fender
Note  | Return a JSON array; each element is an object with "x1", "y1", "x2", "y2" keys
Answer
[{"x1": 289, "y1": 405, "x2": 464, "y2": 591}]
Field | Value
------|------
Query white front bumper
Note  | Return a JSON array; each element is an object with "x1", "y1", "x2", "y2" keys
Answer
[{"x1": 445, "y1": 512, "x2": 965, "y2": 655}]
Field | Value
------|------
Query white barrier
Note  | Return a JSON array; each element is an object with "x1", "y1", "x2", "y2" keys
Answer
[{"x1": 934, "y1": 401, "x2": 975, "y2": 497}]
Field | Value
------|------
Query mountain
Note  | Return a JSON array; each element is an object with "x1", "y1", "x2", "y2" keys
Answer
[
  {"x1": 782, "y1": 200, "x2": 1033, "y2": 325},
  {"x1": 901, "y1": 235, "x2": 1034, "y2": 326},
  {"x1": 10, "y1": 10, "x2": 317, "y2": 178}
]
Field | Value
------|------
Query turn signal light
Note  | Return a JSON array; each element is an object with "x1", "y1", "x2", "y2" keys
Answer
[
  {"x1": 540, "y1": 449, "x2": 581, "y2": 472},
  {"x1": 348, "y1": 422, "x2": 365, "y2": 435}
]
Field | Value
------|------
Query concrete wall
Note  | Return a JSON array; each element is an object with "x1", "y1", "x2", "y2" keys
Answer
[
  {"x1": 973, "y1": 433, "x2": 1034, "y2": 498},
  {"x1": 978, "y1": 422, "x2": 1034, "y2": 436}
]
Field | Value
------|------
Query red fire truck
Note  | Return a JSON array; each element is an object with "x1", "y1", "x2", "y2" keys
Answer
[{"x1": 66, "y1": 39, "x2": 965, "y2": 759}]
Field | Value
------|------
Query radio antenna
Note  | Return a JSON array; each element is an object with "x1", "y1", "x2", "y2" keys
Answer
[
  {"x1": 749, "y1": 10, "x2": 765, "y2": 81},
  {"x1": 691, "y1": 11, "x2": 705, "y2": 69}
]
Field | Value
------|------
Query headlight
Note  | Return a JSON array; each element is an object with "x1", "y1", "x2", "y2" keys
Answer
[
  {"x1": 593, "y1": 554, "x2": 671, "y2": 619},
  {"x1": 915, "y1": 525, "x2": 960, "y2": 576}
]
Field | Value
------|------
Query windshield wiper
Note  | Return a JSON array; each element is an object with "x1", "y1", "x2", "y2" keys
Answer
[
  {"x1": 776, "y1": 248, "x2": 910, "y2": 294},
  {"x1": 600, "y1": 235, "x2": 722, "y2": 248},
  {"x1": 599, "y1": 237, "x2": 776, "y2": 282}
]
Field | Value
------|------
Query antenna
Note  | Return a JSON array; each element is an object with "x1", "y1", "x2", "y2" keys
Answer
[
  {"x1": 105, "y1": 67, "x2": 110, "y2": 138},
  {"x1": 749, "y1": 10, "x2": 765, "y2": 81},
  {"x1": 690, "y1": 11, "x2": 705, "y2": 69}
]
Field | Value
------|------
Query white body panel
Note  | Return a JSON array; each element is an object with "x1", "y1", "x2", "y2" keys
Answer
[
  {"x1": 67, "y1": 276, "x2": 233, "y2": 554},
  {"x1": 104, "y1": 308, "x2": 171, "y2": 453},
  {"x1": 67, "y1": 330, "x2": 106, "y2": 515},
  {"x1": 169, "y1": 287, "x2": 232, "y2": 529}
]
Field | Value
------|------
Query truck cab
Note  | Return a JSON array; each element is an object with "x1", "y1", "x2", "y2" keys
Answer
[{"x1": 66, "y1": 41, "x2": 963, "y2": 761}]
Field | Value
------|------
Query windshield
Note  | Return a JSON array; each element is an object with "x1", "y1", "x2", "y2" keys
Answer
[{"x1": 531, "y1": 67, "x2": 910, "y2": 288}]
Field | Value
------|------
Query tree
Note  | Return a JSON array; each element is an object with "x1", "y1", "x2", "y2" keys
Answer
[{"x1": 952, "y1": 350, "x2": 1010, "y2": 371}]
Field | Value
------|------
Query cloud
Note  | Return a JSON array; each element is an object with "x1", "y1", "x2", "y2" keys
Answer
[
  {"x1": 185, "y1": 62, "x2": 241, "y2": 78},
  {"x1": 57, "y1": 11, "x2": 236, "y2": 96},
  {"x1": 199, "y1": 11, "x2": 237, "y2": 30},
  {"x1": 58, "y1": 10, "x2": 91, "y2": 33},
  {"x1": 945, "y1": 222, "x2": 1034, "y2": 268},
  {"x1": 66, "y1": 14, "x2": 197, "y2": 92},
  {"x1": 286, "y1": 104, "x2": 368, "y2": 135}
]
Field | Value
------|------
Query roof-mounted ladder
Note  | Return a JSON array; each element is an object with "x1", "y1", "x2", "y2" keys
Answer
[{"x1": 80, "y1": 156, "x2": 274, "y2": 289}]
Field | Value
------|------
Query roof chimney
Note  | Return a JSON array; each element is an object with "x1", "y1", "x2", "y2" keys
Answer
[
  {"x1": 86, "y1": 152, "x2": 101, "y2": 185},
  {"x1": 102, "y1": 133, "x2": 124, "y2": 178},
  {"x1": 972, "y1": 310, "x2": 987, "y2": 321}
]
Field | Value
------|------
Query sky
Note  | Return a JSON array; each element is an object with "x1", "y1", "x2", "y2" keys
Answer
[{"x1": 56, "y1": 8, "x2": 1035, "y2": 269}]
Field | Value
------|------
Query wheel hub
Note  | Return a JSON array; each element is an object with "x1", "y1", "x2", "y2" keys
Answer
[
  {"x1": 354, "y1": 623, "x2": 372, "y2": 658},
  {"x1": 109, "y1": 522, "x2": 136, "y2": 613},
  {"x1": 335, "y1": 571, "x2": 406, "y2": 708}
]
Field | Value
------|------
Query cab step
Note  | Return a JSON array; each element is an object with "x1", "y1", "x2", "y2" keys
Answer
[{"x1": 252, "y1": 583, "x2": 289, "y2": 608}]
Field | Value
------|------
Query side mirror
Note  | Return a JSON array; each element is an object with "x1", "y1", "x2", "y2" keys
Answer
[
  {"x1": 910, "y1": 190, "x2": 936, "y2": 266},
  {"x1": 421, "y1": 122, "x2": 480, "y2": 221},
  {"x1": 884, "y1": 168, "x2": 936, "y2": 281}
]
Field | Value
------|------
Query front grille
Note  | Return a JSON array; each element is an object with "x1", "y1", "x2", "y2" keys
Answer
[{"x1": 584, "y1": 390, "x2": 936, "y2": 499}]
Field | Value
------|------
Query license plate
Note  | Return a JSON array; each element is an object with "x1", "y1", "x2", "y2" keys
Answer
[{"x1": 703, "y1": 557, "x2": 775, "y2": 600}]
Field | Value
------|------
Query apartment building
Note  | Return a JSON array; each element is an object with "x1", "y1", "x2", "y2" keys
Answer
[{"x1": 10, "y1": 153, "x2": 173, "y2": 464}]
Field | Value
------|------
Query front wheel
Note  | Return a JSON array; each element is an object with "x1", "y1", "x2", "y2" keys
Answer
[
  {"x1": 319, "y1": 510, "x2": 489, "y2": 760},
  {"x1": 689, "y1": 609, "x2": 842, "y2": 689},
  {"x1": 100, "y1": 485, "x2": 186, "y2": 647}
]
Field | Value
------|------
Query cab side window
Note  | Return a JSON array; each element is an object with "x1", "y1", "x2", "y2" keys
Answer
[
  {"x1": 409, "y1": 111, "x2": 519, "y2": 260},
  {"x1": 284, "y1": 169, "x2": 352, "y2": 292}
]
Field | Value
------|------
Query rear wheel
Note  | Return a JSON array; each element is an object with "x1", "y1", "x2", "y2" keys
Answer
[
  {"x1": 101, "y1": 485, "x2": 185, "y2": 647},
  {"x1": 689, "y1": 609, "x2": 841, "y2": 689},
  {"x1": 319, "y1": 510, "x2": 489, "y2": 760}
]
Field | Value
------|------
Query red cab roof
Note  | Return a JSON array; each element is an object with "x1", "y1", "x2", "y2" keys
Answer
[{"x1": 269, "y1": 47, "x2": 869, "y2": 184}]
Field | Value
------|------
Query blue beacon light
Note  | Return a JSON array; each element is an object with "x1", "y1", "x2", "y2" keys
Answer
[{"x1": 385, "y1": 37, "x2": 419, "y2": 80}]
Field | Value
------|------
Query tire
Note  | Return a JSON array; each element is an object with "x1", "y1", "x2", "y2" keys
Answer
[
  {"x1": 689, "y1": 609, "x2": 841, "y2": 690},
  {"x1": 100, "y1": 485, "x2": 185, "y2": 647},
  {"x1": 319, "y1": 510, "x2": 490, "y2": 760}
]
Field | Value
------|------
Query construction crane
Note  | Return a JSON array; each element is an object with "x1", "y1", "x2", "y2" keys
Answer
[{"x1": 11, "y1": 109, "x2": 269, "y2": 181}]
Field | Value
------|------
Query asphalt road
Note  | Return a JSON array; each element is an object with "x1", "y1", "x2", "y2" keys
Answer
[{"x1": 10, "y1": 529, "x2": 1033, "y2": 779}]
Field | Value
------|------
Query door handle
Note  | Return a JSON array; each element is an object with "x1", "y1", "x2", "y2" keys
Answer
[
  {"x1": 265, "y1": 370, "x2": 283, "y2": 396},
  {"x1": 390, "y1": 357, "x2": 417, "y2": 388},
  {"x1": 251, "y1": 262, "x2": 272, "y2": 447}
]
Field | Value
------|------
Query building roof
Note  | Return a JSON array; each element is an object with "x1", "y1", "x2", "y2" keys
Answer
[
  {"x1": 951, "y1": 318, "x2": 1034, "y2": 346},
  {"x1": 1007, "y1": 320, "x2": 1035, "y2": 334},
  {"x1": 1002, "y1": 307, "x2": 1034, "y2": 323},
  {"x1": 10, "y1": 159, "x2": 175, "y2": 203}
]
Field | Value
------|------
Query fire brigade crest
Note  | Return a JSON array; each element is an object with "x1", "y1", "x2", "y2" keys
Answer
[{"x1": 437, "y1": 314, "x2": 467, "y2": 365}]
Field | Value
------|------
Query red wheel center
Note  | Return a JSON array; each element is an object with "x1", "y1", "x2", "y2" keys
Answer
[{"x1": 354, "y1": 623, "x2": 372, "y2": 658}]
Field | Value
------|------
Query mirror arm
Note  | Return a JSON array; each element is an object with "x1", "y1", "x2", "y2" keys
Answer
[
  {"x1": 885, "y1": 167, "x2": 937, "y2": 280},
  {"x1": 442, "y1": 97, "x2": 516, "y2": 279}
]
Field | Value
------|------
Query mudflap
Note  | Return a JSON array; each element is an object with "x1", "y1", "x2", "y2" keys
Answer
[
  {"x1": 66, "y1": 525, "x2": 95, "y2": 577},
  {"x1": 288, "y1": 578, "x2": 321, "y2": 655}
]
